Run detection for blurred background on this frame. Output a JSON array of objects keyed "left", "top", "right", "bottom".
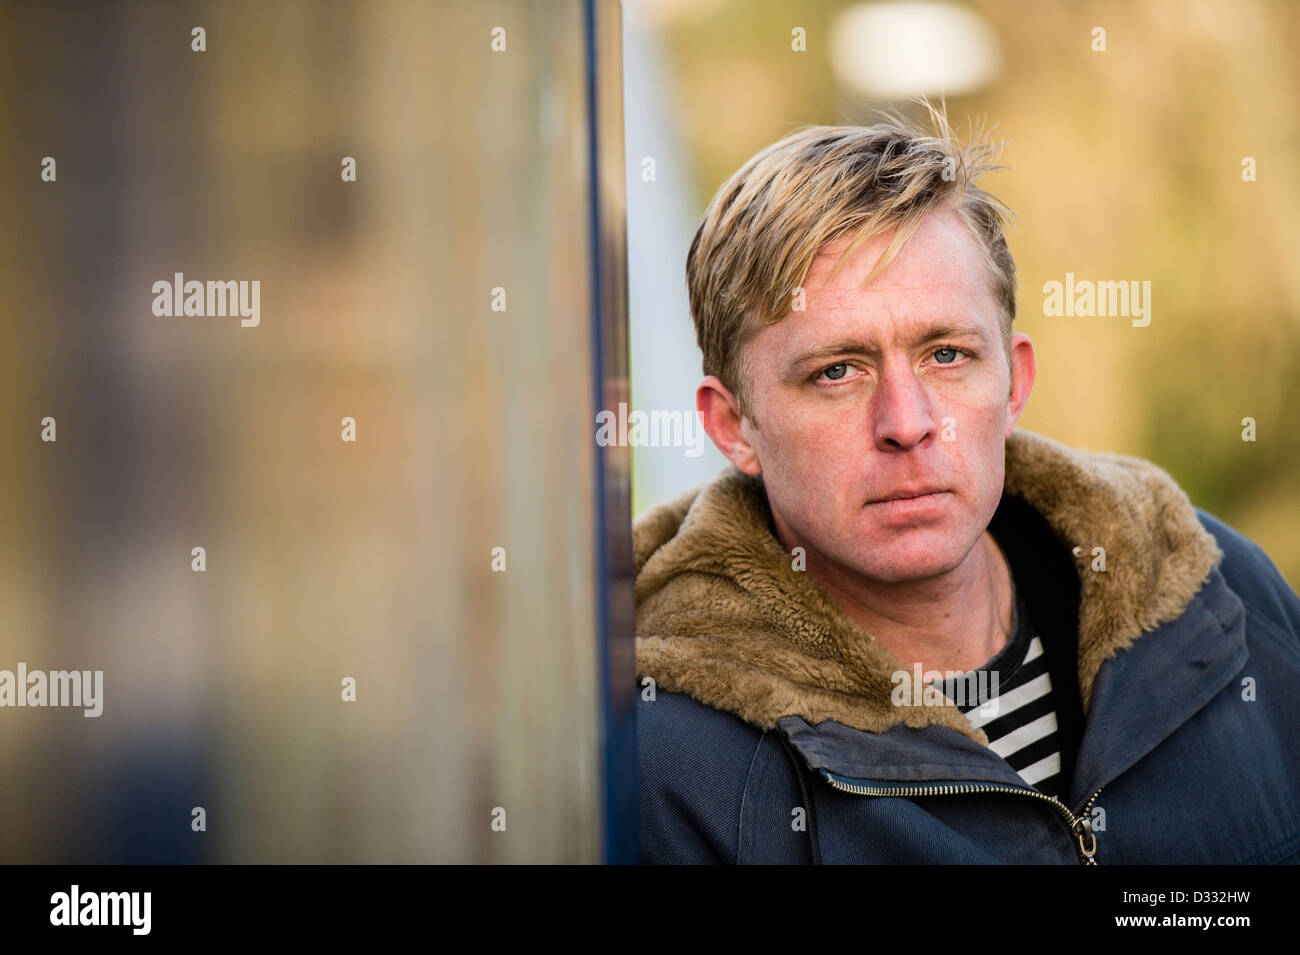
[
  {"left": 624, "top": 0, "right": 1300, "bottom": 588},
  {"left": 0, "top": 0, "right": 634, "bottom": 863}
]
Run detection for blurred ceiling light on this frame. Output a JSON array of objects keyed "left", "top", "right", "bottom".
[{"left": 831, "top": 1, "right": 1001, "bottom": 99}]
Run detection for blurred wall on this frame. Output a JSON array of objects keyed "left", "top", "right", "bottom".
[{"left": 0, "top": 0, "right": 634, "bottom": 863}]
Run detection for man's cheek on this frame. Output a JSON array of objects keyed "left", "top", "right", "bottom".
[{"left": 944, "top": 399, "right": 1003, "bottom": 445}]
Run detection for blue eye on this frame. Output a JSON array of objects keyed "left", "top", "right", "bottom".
[
  {"left": 822, "top": 363, "right": 849, "bottom": 380},
  {"left": 934, "top": 347, "right": 960, "bottom": 364}
]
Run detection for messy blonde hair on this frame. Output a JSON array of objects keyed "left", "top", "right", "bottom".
[{"left": 686, "top": 100, "right": 1016, "bottom": 425}]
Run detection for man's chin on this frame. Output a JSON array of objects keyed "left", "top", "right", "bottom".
[
  {"left": 854, "top": 559, "right": 964, "bottom": 585},
  {"left": 851, "top": 528, "right": 971, "bottom": 582}
]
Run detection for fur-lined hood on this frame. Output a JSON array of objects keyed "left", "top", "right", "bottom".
[{"left": 633, "top": 428, "right": 1223, "bottom": 746}]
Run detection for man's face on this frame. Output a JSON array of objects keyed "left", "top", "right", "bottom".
[{"left": 700, "top": 208, "right": 1034, "bottom": 585}]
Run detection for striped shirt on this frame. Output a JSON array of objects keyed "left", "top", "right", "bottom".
[{"left": 931, "top": 582, "right": 1064, "bottom": 798}]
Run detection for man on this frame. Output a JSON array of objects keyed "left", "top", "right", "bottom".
[{"left": 634, "top": 105, "right": 1300, "bottom": 864}]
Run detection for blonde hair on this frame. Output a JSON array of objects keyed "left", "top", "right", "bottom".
[{"left": 686, "top": 100, "right": 1016, "bottom": 425}]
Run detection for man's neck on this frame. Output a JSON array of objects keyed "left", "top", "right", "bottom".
[{"left": 794, "top": 530, "right": 1015, "bottom": 675}]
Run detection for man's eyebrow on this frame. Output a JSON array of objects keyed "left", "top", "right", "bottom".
[{"left": 785, "top": 319, "right": 991, "bottom": 373}]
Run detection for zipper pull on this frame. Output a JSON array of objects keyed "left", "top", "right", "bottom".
[{"left": 1072, "top": 815, "right": 1098, "bottom": 865}]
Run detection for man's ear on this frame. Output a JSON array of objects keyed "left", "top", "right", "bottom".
[
  {"left": 697, "top": 376, "right": 762, "bottom": 475},
  {"left": 1003, "top": 332, "right": 1036, "bottom": 438}
]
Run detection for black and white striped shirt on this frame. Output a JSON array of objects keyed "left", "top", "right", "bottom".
[{"left": 931, "top": 583, "right": 1064, "bottom": 798}]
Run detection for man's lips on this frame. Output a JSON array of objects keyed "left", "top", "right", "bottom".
[{"left": 866, "top": 487, "right": 948, "bottom": 505}]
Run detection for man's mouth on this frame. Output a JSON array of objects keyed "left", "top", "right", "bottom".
[
  {"left": 863, "top": 488, "right": 951, "bottom": 521},
  {"left": 867, "top": 487, "right": 947, "bottom": 505}
]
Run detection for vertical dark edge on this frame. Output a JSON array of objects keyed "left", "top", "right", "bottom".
[{"left": 583, "top": 0, "right": 638, "bottom": 864}]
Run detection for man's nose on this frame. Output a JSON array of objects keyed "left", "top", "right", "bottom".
[{"left": 871, "top": 363, "right": 936, "bottom": 451}]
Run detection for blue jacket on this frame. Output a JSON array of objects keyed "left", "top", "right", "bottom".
[{"left": 634, "top": 429, "right": 1300, "bottom": 864}]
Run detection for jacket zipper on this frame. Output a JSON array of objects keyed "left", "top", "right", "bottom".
[{"left": 819, "top": 770, "right": 1104, "bottom": 865}]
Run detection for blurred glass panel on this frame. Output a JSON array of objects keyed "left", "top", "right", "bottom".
[{"left": 0, "top": 0, "right": 632, "bottom": 863}]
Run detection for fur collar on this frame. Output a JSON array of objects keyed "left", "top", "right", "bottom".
[{"left": 633, "top": 428, "right": 1223, "bottom": 745}]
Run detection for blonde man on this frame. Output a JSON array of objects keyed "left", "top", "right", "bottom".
[{"left": 635, "top": 105, "right": 1300, "bottom": 864}]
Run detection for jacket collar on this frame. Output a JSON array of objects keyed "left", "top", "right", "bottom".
[{"left": 634, "top": 428, "right": 1226, "bottom": 750}]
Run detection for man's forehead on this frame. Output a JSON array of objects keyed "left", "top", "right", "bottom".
[
  {"left": 800, "top": 274, "right": 977, "bottom": 312},
  {"left": 786, "top": 269, "right": 990, "bottom": 339},
  {"left": 805, "top": 208, "right": 984, "bottom": 288},
  {"left": 772, "top": 303, "right": 992, "bottom": 354}
]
